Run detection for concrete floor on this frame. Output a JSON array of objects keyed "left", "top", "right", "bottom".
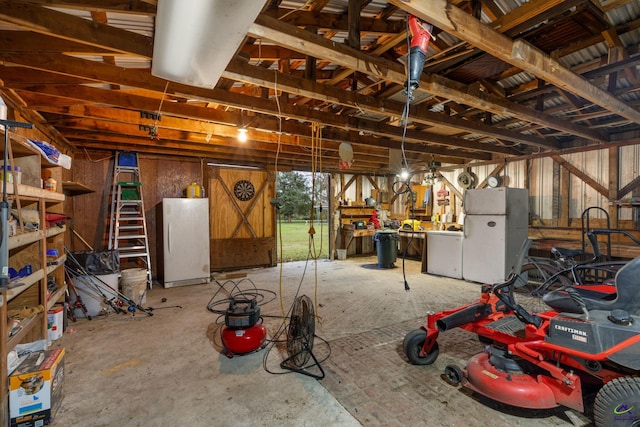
[{"left": 49, "top": 256, "right": 592, "bottom": 427}]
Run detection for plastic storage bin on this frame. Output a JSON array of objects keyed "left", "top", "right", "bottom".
[{"left": 117, "top": 152, "right": 137, "bottom": 167}]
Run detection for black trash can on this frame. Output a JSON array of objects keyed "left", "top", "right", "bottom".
[{"left": 373, "top": 230, "right": 399, "bottom": 268}]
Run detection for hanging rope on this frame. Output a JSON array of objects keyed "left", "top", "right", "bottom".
[
  {"left": 308, "top": 122, "right": 325, "bottom": 323},
  {"left": 308, "top": 122, "right": 324, "bottom": 260}
]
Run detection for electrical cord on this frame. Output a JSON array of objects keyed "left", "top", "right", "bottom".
[
  {"left": 205, "top": 271, "right": 331, "bottom": 372},
  {"left": 207, "top": 278, "right": 288, "bottom": 357},
  {"left": 392, "top": 14, "right": 422, "bottom": 292},
  {"left": 261, "top": 255, "right": 331, "bottom": 376},
  {"left": 266, "top": 95, "right": 328, "bottom": 374},
  {"left": 206, "top": 277, "right": 277, "bottom": 312},
  {"left": 391, "top": 178, "right": 418, "bottom": 292}
]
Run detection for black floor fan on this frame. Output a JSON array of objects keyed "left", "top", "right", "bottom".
[{"left": 280, "top": 295, "right": 325, "bottom": 379}]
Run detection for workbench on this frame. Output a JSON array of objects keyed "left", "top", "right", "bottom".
[
  {"left": 341, "top": 228, "right": 376, "bottom": 256},
  {"left": 397, "top": 230, "right": 428, "bottom": 274},
  {"left": 398, "top": 231, "right": 426, "bottom": 259}
]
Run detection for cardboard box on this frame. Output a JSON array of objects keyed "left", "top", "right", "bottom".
[
  {"left": 10, "top": 348, "right": 65, "bottom": 427},
  {"left": 47, "top": 306, "right": 64, "bottom": 341}
]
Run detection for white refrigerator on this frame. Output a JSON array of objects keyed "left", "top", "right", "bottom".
[
  {"left": 160, "top": 198, "right": 211, "bottom": 288},
  {"left": 462, "top": 188, "right": 528, "bottom": 284}
]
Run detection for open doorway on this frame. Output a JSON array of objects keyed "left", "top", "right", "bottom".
[{"left": 275, "top": 171, "right": 330, "bottom": 262}]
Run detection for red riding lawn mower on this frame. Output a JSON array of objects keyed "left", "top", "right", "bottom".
[{"left": 404, "top": 242, "right": 640, "bottom": 426}]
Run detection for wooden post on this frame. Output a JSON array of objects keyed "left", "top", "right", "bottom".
[
  {"left": 329, "top": 173, "right": 338, "bottom": 259},
  {"left": 558, "top": 164, "right": 570, "bottom": 227},
  {"left": 609, "top": 146, "right": 619, "bottom": 227}
]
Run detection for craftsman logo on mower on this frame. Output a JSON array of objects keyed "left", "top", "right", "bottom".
[{"left": 554, "top": 324, "right": 588, "bottom": 342}]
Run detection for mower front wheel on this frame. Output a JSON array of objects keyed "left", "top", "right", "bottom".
[
  {"left": 444, "top": 364, "right": 464, "bottom": 386},
  {"left": 403, "top": 329, "right": 439, "bottom": 365},
  {"left": 594, "top": 377, "right": 640, "bottom": 427}
]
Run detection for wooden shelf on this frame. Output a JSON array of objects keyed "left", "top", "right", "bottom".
[
  {"left": 46, "top": 224, "right": 67, "bottom": 238},
  {"left": 613, "top": 198, "right": 640, "bottom": 205},
  {"left": 339, "top": 205, "right": 374, "bottom": 214},
  {"left": 6, "top": 182, "right": 65, "bottom": 201},
  {"left": 0, "top": 126, "right": 68, "bottom": 423},
  {"left": 62, "top": 181, "right": 94, "bottom": 197},
  {"left": 408, "top": 207, "right": 431, "bottom": 220},
  {"left": 7, "top": 269, "right": 45, "bottom": 302},
  {"left": 352, "top": 229, "right": 376, "bottom": 237},
  {"left": 339, "top": 205, "right": 375, "bottom": 225},
  {"left": 47, "top": 283, "right": 67, "bottom": 311},
  {"left": 7, "top": 313, "right": 43, "bottom": 353},
  {"left": 46, "top": 254, "right": 67, "bottom": 274},
  {"left": 8, "top": 230, "right": 43, "bottom": 250}
]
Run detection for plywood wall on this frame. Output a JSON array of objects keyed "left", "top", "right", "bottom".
[{"left": 66, "top": 152, "right": 204, "bottom": 278}]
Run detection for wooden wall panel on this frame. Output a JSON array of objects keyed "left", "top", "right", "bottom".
[
  {"left": 210, "top": 238, "right": 275, "bottom": 270},
  {"left": 67, "top": 153, "right": 204, "bottom": 279}
]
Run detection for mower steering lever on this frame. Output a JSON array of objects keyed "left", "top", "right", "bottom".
[
  {"left": 493, "top": 275, "right": 543, "bottom": 327},
  {"left": 512, "top": 304, "right": 543, "bottom": 328}
]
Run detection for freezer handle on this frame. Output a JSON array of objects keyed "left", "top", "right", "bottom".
[
  {"left": 463, "top": 215, "right": 467, "bottom": 238},
  {"left": 167, "top": 224, "right": 171, "bottom": 253}
]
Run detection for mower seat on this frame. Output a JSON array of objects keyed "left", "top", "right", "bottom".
[
  {"left": 550, "top": 246, "right": 583, "bottom": 260},
  {"left": 542, "top": 255, "right": 640, "bottom": 316}
]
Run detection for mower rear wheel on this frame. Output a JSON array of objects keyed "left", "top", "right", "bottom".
[
  {"left": 594, "top": 377, "right": 640, "bottom": 427},
  {"left": 403, "top": 329, "right": 439, "bottom": 365}
]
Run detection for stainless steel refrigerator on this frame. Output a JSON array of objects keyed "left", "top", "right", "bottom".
[
  {"left": 160, "top": 198, "right": 211, "bottom": 288},
  {"left": 462, "top": 188, "right": 529, "bottom": 284}
]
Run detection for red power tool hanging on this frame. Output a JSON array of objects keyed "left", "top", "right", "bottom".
[{"left": 406, "top": 15, "right": 434, "bottom": 93}]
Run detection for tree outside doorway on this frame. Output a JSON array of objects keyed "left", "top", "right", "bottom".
[{"left": 275, "top": 172, "right": 330, "bottom": 261}]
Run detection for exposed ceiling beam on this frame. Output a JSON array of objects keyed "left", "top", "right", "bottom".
[
  {"left": 248, "top": 14, "right": 607, "bottom": 143},
  {"left": 389, "top": 0, "right": 640, "bottom": 126},
  {"left": 12, "top": 0, "right": 157, "bottom": 15},
  {"left": 2, "top": 2, "right": 601, "bottom": 145},
  {"left": 224, "top": 58, "right": 557, "bottom": 150},
  {"left": 0, "top": 31, "right": 114, "bottom": 55},
  {"left": 262, "top": 8, "right": 405, "bottom": 34},
  {"left": 7, "top": 74, "right": 493, "bottom": 164},
  {"left": 0, "top": 87, "right": 73, "bottom": 151},
  {"left": 491, "top": 0, "right": 586, "bottom": 36},
  {"left": 0, "top": 1, "right": 151, "bottom": 57},
  {"left": 0, "top": 57, "right": 502, "bottom": 159}
]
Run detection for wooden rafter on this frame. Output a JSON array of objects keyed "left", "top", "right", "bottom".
[
  {"left": 248, "top": 14, "right": 607, "bottom": 143},
  {"left": 389, "top": 0, "right": 640, "bottom": 126}
]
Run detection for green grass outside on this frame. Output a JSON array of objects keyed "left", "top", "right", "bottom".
[{"left": 276, "top": 221, "right": 330, "bottom": 262}]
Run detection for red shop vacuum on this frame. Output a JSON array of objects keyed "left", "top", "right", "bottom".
[{"left": 221, "top": 297, "right": 267, "bottom": 358}]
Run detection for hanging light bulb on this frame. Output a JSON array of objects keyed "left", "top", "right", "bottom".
[
  {"left": 237, "top": 128, "right": 248, "bottom": 143},
  {"left": 398, "top": 168, "right": 410, "bottom": 180}
]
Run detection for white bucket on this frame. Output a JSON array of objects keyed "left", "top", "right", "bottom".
[
  {"left": 336, "top": 249, "right": 347, "bottom": 260},
  {"left": 71, "top": 273, "right": 119, "bottom": 317},
  {"left": 121, "top": 268, "right": 148, "bottom": 304}
]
